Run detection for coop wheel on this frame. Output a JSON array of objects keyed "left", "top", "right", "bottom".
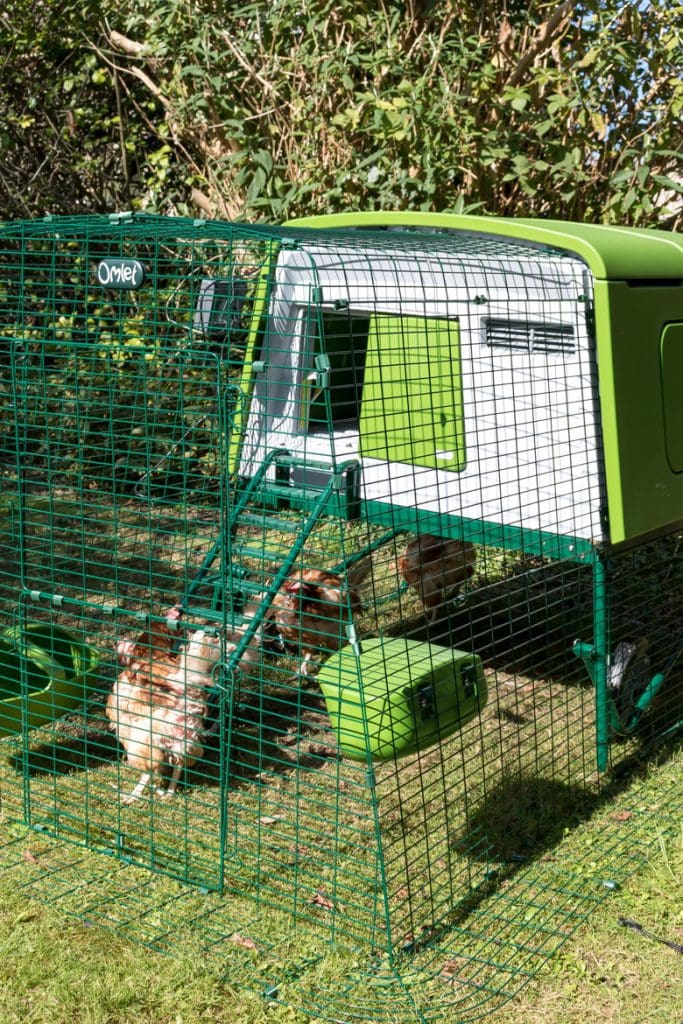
[{"left": 608, "top": 638, "right": 651, "bottom": 734}]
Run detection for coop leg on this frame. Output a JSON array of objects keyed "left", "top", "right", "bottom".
[
  {"left": 592, "top": 550, "right": 610, "bottom": 772},
  {"left": 121, "top": 772, "right": 152, "bottom": 804},
  {"left": 159, "top": 764, "right": 183, "bottom": 799}
]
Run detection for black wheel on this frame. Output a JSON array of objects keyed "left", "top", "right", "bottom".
[{"left": 608, "top": 638, "right": 651, "bottom": 734}]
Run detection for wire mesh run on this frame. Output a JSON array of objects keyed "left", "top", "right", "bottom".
[{"left": 0, "top": 213, "right": 681, "bottom": 1020}]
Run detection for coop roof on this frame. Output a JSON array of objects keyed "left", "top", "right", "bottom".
[
  {"left": 268, "top": 232, "right": 583, "bottom": 319},
  {"left": 286, "top": 212, "right": 683, "bottom": 282}
]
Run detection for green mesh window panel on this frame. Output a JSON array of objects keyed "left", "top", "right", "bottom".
[{"left": 360, "top": 314, "right": 465, "bottom": 471}]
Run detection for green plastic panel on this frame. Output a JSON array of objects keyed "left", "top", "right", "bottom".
[
  {"left": 359, "top": 314, "right": 465, "bottom": 471},
  {"left": 228, "top": 257, "right": 277, "bottom": 476},
  {"left": 318, "top": 638, "right": 487, "bottom": 762},
  {"left": 594, "top": 282, "right": 683, "bottom": 543},
  {"left": 660, "top": 323, "right": 683, "bottom": 472}
]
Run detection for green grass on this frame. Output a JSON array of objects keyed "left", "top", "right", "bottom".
[
  {"left": 1, "top": 493, "right": 681, "bottom": 1022},
  {"left": 0, "top": 743, "right": 680, "bottom": 1024},
  {"left": 492, "top": 792, "right": 683, "bottom": 1024}
]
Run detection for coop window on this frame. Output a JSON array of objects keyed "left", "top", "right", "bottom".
[
  {"left": 483, "top": 318, "right": 575, "bottom": 355},
  {"left": 360, "top": 314, "right": 465, "bottom": 472},
  {"left": 306, "top": 312, "right": 370, "bottom": 432}
]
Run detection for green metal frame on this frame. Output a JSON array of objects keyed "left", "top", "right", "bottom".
[{"left": 1, "top": 211, "right": 681, "bottom": 1024}]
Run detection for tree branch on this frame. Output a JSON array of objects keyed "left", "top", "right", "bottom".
[
  {"left": 86, "top": 31, "right": 244, "bottom": 218},
  {"left": 506, "top": 0, "right": 577, "bottom": 87},
  {"left": 219, "top": 30, "right": 294, "bottom": 113},
  {"left": 108, "top": 30, "right": 146, "bottom": 58}
]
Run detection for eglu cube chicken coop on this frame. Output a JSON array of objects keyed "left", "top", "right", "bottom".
[{"left": 0, "top": 210, "right": 681, "bottom": 1021}]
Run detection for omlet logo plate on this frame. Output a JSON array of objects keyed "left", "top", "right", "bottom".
[{"left": 96, "top": 258, "right": 145, "bottom": 289}]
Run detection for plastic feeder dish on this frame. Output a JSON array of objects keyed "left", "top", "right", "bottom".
[{"left": 0, "top": 623, "right": 100, "bottom": 738}]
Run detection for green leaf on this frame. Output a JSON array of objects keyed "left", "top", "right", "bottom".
[
  {"left": 577, "top": 48, "right": 600, "bottom": 69},
  {"left": 636, "top": 164, "right": 650, "bottom": 186},
  {"left": 247, "top": 165, "right": 267, "bottom": 202},
  {"left": 253, "top": 150, "right": 273, "bottom": 174},
  {"left": 512, "top": 154, "right": 531, "bottom": 173},
  {"left": 611, "top": 168, "right": 633, "bottom": 185},
  {"left": 546, "top": 94, "right": 568, "bottom": 114},
  {"left": 621, "top": 188, "right": 638, "bottom": 212},
  {"left": 510, "top": 91, "right": 530, "bottom": 113},
  {"left": 652, "top": 174, "right": 683, "bottom": 192},
  {"left": 535, "top": 120, "right": 554, "bottom": 137}
]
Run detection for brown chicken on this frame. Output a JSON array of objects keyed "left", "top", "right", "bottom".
[
  {"left": 107, "top": 619, "right": 221, "bottom": 803},
  {"left": 399, "top": 534, "right": 476, "bottom": 622},
  {"left": 271, "top": 560, "right": 370, "bottom": 677},
  {"left": 115, "top": 604, "right": 183, "bottom": 665}
]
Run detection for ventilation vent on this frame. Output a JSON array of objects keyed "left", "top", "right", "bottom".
[{"left": 483, "top": 318, "right": 575, "bottom": 355}]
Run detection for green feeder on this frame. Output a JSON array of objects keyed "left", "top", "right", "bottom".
[
  {"left": 318, "top": 637, "right": 487, "bottom": 761},
  {"left": 0, "top": 623, "right": 100, "bottom": 738}
]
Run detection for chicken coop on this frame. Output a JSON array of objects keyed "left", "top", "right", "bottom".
[{"left": 0, "top": 210, "right": 681, "bottom": 1022}]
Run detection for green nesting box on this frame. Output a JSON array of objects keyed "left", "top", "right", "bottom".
[{"left": 318, "top": 637, "right": 487, "bottom": 762}]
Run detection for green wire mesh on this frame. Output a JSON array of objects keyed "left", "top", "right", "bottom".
[{"left": 0, "top": 213, "right": 680, "bottom": 1022}]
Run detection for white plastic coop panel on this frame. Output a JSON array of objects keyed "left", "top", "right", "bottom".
[{"left": 239, "top": 242, "right": 604, "bottom": 542}]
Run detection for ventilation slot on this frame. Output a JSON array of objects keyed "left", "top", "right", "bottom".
[{"left": 483, "top": 318, "right": 575, "bottom": 355}]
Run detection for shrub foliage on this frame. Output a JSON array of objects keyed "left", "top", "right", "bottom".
[{"left": 1, "top": 1, "right": 681, "bottom": 226}]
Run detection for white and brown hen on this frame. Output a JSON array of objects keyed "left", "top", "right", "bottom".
[
  {"left": 108, "top": 605, "right": 272, "bottom": 800},
  {"left": 399, "top": 534, "right": 476, "bottom": 622},
  {"left": 107, "top": 614, "right": 221, "bottom": 803}
]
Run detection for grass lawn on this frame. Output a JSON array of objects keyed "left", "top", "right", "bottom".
[
  {"left": 0, "top": 495, "right": 681, "bottom": 1022},
  {"left": 0, "top": 742, "right": 680, "bottom": 1024}
]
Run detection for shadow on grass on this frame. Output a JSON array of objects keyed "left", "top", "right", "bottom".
[
  {"left": 481, "top": 729, "right": 683, "bottom": 850},
  {"left": 8, "top": 720, "right": 121, "bottom": 777},
  {"left": 458, "top": 774, "right": 598, "bottom": 864},
  {"left": 409, "top": 732, "right": 683, "bottom": 955}
]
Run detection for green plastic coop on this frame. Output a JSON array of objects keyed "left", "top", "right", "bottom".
[{"left": 0, "top": 210, "right": 680, "bottom": 1023}]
